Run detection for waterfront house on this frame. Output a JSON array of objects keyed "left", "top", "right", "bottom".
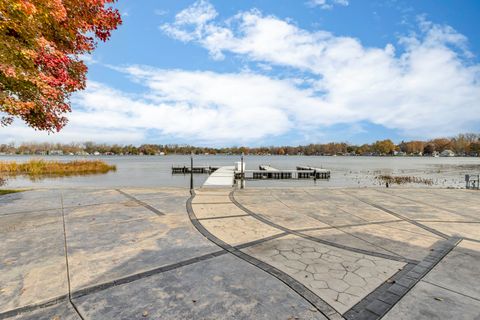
[
  {"left": 440, "top": 150, "right": 455, "bottom": 157},
  {"left": 49, "top": 150, "right": 64, "bottom": 155}
]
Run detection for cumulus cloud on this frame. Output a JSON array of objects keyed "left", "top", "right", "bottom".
[{"left": 160, "top": 1, "right": 480, "bottom": 138}]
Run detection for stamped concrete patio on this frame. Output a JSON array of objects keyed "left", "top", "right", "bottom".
[{"left": 0, "top": 187, "right": 479, "bottom": 319}]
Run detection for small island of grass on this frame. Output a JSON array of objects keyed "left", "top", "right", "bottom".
[
  {"left": 0, "top": 189, "right": 22, "bottom": 196},
  {"left": 0, "top": 159, "right": 117, "bottom": 179}
]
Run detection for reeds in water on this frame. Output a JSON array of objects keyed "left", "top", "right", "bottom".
[
  {"left": 376, "top": 174, "right": 433, "bottom": 186},
  {"left": 0, "top": 159, "right": 116, "bottom": 178}
]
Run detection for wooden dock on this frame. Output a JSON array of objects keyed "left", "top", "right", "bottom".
[{"left": 172, "top": 166, "right": 218, "bottom": 174}]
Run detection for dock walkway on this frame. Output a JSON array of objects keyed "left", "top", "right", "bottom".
[{"left": 203, "top": 166, "right": 235, "bottom": 187}]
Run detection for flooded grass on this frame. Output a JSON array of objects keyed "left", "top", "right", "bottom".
[
  {"left": 0, "top": 159, "right": 116, "bottom": 180},
  {"left": 376, "top": 174, "right": 434, "bottom": 186}
]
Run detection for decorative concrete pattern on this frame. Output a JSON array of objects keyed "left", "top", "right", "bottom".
[
  {"left": 345, "top": 237, "right": 460, "bottom": 319},
  {"left": 1, "top": 187, "right": 479, "bottom": 320},
  {"left": 242, "top": 234, "right": 405, "bottom": 314},
  {"left": 199, "top": 216, "right": 283, "bottom": 246}
]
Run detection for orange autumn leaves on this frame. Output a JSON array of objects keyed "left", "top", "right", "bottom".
[{"left": 0, "top": 0, "right": 121, "bottom": 131}]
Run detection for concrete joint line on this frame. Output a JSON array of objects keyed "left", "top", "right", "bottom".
[
  {"left": 60, "top": 192, "right": 86, "bottom": 320},
  {"left": 70, "top": 250, "right": 227, "bottom": 300},
  {"left": 373, "top": 189, "right": 463, "bottom": 217},
  {"left": 197, "top": 214, "right": 250, "bottom": 221},
  {"left": 0, "top": 295, "right": 69, "bottom": 319},
  {"left": 340, "top": 191, "right": 450, "bottom": 240},
  {"left": 115, "top": 189, "right": 164, "bottom": 216}
]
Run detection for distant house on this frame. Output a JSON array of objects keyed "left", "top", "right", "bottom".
[
  {"left": 49, "top": 150, "right": 63, "bottom": 155},
  {"left": 440, "top": 150, "right": 455, "bottom": 157}
]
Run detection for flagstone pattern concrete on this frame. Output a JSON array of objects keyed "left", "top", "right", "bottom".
[{"left": 0, "top": 187, "right": 479, "bottom": 320}]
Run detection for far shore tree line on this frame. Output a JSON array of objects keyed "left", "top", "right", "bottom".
[{"left": 1, "top": 133, "right": 480, "bottom": 157}]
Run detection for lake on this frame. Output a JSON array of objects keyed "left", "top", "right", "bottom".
[{"left": 1, "top": 155, "right": 479, "bottom": 189}]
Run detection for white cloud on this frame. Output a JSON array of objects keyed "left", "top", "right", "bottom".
[
  {"left": 160, "top": 0, "right": 217, "bottom": 42},
  {"left": 307, "top": 0, "right": 349, "bottom": 10},
  {"left": 160, "top": 2, "right": 480, "bottom": 138}
]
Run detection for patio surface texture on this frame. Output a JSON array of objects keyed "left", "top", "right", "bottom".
[{"left": 1, "top": 187, "right": 479, "bottom": 319}]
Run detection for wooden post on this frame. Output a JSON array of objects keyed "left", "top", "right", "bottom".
[
  {"left": 190, "top": 152, "right": 194, "bottom": 191},
  {"left": 241, "top": 152, "right": 244, "bottom": 189}
]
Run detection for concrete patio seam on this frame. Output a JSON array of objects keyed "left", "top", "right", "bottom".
[
  {"left": 70, "top": 250, "right": 227, "bottom": 300},
  {"left": 420, "top": 280, "right": 480, "bottom": 302},
  {"left": 60, "top": 192, "right": 86, "bottom": 320},
  {"left": 115, "top": 189, "right": 164, "bottom": 216},
  {"left": 197, "top": 214, "right": 250, "bottom": 221},
  {"left": 341, "top": 191, "right": 450, "bottom": 239},
  {"left": 373, "top": 189, "right": 468, "bottom": 217},
  {"left": 292, "top": 219, "right": 402, "bottom": 233},
  {"left": 0, "top": 295, "right": 69, "bottom": 320}
]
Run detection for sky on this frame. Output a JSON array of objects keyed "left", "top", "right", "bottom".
[{"left": 1, "top": 0, "right": 480, "bottom": 146}]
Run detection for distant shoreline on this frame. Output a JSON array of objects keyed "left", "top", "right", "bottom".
[{"left": 1, "top": 153, "right": 479, "bottom": 158}]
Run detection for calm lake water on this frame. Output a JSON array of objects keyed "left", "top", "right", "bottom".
[{"left": 1, "top": 155, "right": 480, "bottom": 189}]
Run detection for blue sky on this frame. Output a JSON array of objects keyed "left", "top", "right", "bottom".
[{"left": 2, "top": 0, "right": 480, "bottom": 146}]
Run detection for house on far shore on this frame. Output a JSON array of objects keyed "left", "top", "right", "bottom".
[
  {"left": 440, "top": 149, "right": 455, "bottom": 157},
  {"left": 48, "top": 150, "right": 63, "bottom": 156}
]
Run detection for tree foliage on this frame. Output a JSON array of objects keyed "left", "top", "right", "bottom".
[{"left": 0, "top": 0, "right": 121, "bottom": 131}]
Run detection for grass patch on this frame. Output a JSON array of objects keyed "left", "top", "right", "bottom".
[
  {"left": 376, "top": 175, "right": 433, "bottom": 186},
  {"left": 0, "top": 159, "right": 116, "bottom": 179},
  {"left": 0, "top": 189, "right": 22, "bottom": 195}
]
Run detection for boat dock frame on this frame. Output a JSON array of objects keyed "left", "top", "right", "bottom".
[
  {"left": 235, "top": 165, "right": 330, "bottom": 180},
  {"left": 171, "top": 166, "right": 219, "bottom": 174}
]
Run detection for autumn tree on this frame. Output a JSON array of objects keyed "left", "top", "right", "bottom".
[
  {"left": 431, "top": 138, "right": 452, "bottom": 152},
  {"left": 0, "top": 0, "right": 121, "bottom": 131},
  {"left": 372, "top": 139, "right": 396, "bottom": 155},
  {"left": 399, "top": 141, "right": 424, "bottom": 154}
]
